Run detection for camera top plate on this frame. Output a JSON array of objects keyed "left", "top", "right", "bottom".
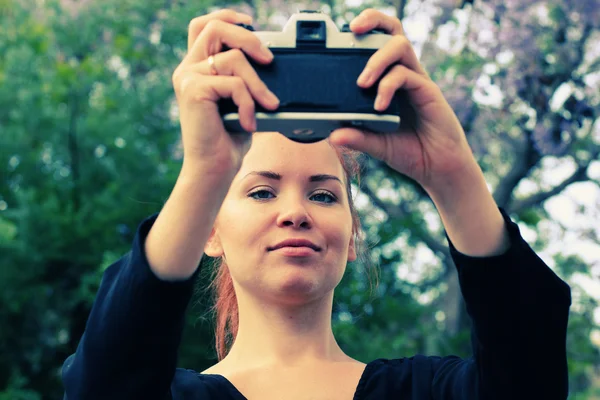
[{"left": 249, "top": 11, "right": 393, "bottom": 50}]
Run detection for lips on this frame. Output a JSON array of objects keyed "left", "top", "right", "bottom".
[{"left": 269, "top": 238, "right": 321, "bottom": 251}]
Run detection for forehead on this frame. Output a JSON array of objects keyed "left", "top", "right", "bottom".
[{"left": 236, "top": 132, "right": 344, "bottom": 180}]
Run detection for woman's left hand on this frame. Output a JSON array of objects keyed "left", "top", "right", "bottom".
[{"left": 328, "top": 9, "right": 478, "bottom": 194}]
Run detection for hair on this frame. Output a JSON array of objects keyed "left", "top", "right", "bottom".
[{"left": 200, "top": 140, "right": 380, "bottom": 361}]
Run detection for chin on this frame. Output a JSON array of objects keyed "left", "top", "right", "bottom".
[{"left": 273, "top": 276, "right": 335, "bottom": 305}]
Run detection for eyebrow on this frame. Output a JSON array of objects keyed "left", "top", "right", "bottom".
[{"left": 242, "top": 170, "right": 343, "bottom": 185}]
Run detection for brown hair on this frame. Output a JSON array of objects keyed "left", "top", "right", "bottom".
[{"left": 201, "top": 140, "right": 380, "bottom": 361}]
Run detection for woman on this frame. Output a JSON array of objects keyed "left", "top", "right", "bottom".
[{"left": 62, "top": 8, "right": 572, "bottom": 400}]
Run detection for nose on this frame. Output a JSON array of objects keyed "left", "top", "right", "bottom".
[{"left": 276, "top": 203, "right": 313, "bottom": 229}]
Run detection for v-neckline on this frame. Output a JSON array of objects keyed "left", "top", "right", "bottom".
[{"left": 202, "top": 359, "right": 380, "bottom": 400}]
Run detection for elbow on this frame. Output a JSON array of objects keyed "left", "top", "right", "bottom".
[{"left": 62, "top": 353, "right": 107, "bottom": 400}]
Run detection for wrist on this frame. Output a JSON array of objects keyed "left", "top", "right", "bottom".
[
  {"left": 422, "top": 157, "right": 483, "bottom": 205},
  {"left": 423, "top": 161, "right": 510, "bottom": 256},
  {"left": 180, "top": 158, "right": 238, "bottom": 183}
]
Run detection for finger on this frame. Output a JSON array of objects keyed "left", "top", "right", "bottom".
[
  {"left": 373, "top": 64, "right": 441, "bottom": 112},
  {"left": 186, "top": 19, "right": 273, "bottom": 66},
  {"left": 187, "top": 49, "right": 280, "bottom": 110},
  {"left": 176, "top": 73, "right": 257, "bottom": 132},
  {"left": 329, "top": 127, "right": 390, "bottom": 162},
  {"left": 357, "top": 35, "right": 427, "bottom": 89},
  {"left": 187, "top": 9, "right": 252, "bottom": 53},
  {"left": 349, "top": 9, "right": 403, "bottom": 36},
  {"left": 211, "top": 75, "right": 257, "bottom": 133}
]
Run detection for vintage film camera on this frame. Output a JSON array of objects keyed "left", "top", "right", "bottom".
[{"left": 219, "top": 10, "right": 415, "bottom": 143}]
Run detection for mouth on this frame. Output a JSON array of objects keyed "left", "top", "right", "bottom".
[
  {"left": 269, "top": 242, "right": 321, "bottom": 252},
  {"left": 271, "top": 246, "right": 318, "bottom": 256},
  {"left": 268, "top": 246, "right": 321, "bottom": 252}
]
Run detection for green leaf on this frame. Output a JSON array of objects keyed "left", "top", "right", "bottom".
[{"left": 0, "top": 216, "right": 17, "bottom": 241}]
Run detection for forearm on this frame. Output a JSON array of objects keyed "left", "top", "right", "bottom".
[
  {"left": 145, "top": 163, "right": 235, "bottom": 281},
  {"left": 63, "top": 217, "right": 198, "bottom": 399},
  {"left": 447, "top": 207, "right": 571, "bottom": 400},
  {"left": 425, "top": 159, "right": 510, "bottom": 257}
]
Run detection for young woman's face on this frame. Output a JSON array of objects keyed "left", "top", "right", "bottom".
[{"left": 206, "top": 132, "right": 357, "bottom": 305}]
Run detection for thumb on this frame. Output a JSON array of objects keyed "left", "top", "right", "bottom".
[
  {"left": 329, "top": 128, "right": 387, "bottom": 161},
  {"left": 230, "top": 132, "right": 253, "bottom": 166}
]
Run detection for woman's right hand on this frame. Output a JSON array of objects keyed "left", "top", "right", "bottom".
[{"left": 171, "top": 9, "right": 280, "bottom": 174}]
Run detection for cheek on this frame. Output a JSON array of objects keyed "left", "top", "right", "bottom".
[
  {"left": 328, "top": 217, "right": 353, "bottom": 246},
  {"left": 219, "top": 212, "right": 266, "bottom": 258}
]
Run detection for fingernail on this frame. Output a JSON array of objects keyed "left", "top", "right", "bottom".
[
  {"left": 357, "top": 67, "right": 373, "bottom": 86},
  {"left": 374, "top": 95, "right": 384, "bottom": 110},
  {"left": 248, "top": 116, "right": 257, "bottom": 132},
  {"left": 266, "top": 90, "right": 279, "bottom": 106},
  {"left": 261, "top": 44, "right": 273, "bottom": 60},
  {"left": 351, "top": 16, "right": 364, "bottom": 27},
  {"left": 236, "top": 12, "right": 252, "bottom": 23}
]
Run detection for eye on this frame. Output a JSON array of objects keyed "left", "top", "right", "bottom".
[
  {"left": 311, "top": 190, "right": 338, "bottom": 203},
  {"left": 248, "top": 189, "right": 274, "bottom": 200},
  {"left": 248, "top": 189, "right": 338, "bottom": 204}
]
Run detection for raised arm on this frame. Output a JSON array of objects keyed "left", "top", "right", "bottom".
[
  {"left": 62, "top": 9, "right": 281, "bottom": 398},
  {"left": 326, "top": 9, "right": 572, "bottom": 399},
  {"left": 62, "top": 163, "right": 237, "bottom": 399},
  {"left": 425, "top": 143, "right": 571, "bottom": 399}
]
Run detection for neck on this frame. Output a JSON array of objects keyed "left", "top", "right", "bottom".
[{"left": 221, "top": 287, "right": 350, "bottom": 369}]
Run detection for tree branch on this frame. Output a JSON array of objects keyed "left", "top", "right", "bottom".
[
  {"left": 359, "top": 181, "right": 450, "bottom": 259},
  {"left": 360, "top": 166, "right": 465, "bottom": 334},
  {"left": 511, "top": 146, "right": 600, "bottom": 213},
  {"left": 396, "top": 0, "right": 407, "bottom": 20},
  {"left": 511, "top": 166, "right": 587, "bottom": 213},
  {"left": 493, "top": 132, "right": 541, "bottom": 209}
]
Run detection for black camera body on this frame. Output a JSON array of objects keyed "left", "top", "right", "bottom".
[{"left": 218, "top": 10, "right": 414, "bottom": 143}]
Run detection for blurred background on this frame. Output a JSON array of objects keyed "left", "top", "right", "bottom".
[{"left": 1, "top": 0, "right": 599, "bottom": 398}]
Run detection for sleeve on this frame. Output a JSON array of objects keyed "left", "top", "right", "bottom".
[
  {"left": 61, "top": 214, "right": 202, "bottom": 400},
  {"left": 430, "top": 208, "right": 572, "bottom": 400}
]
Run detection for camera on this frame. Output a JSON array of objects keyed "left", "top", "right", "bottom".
[{"left": 218, "top": 10, "right": 415, "bottom": 143}]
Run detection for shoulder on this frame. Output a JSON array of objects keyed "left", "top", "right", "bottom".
[
  {"left": 356, "top": 355, "right": 470, "bottom": 398},
  {"left": 362, "top": 355, "right": 457, "bottom": 374},
  {"left": 170, "top": 368, "right": 231, "bottom": 398}
]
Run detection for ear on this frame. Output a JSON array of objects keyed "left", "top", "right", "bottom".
[
  {"left": 347, "top": 233, "right": 357, "bottom": 262},
  {"left": 204, "top": 227, "right": 224, "bottom": 258}
]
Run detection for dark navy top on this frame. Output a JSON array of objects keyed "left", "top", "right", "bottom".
[{"left": 62, "top": 209, "right": 571, "bottom": 399}]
